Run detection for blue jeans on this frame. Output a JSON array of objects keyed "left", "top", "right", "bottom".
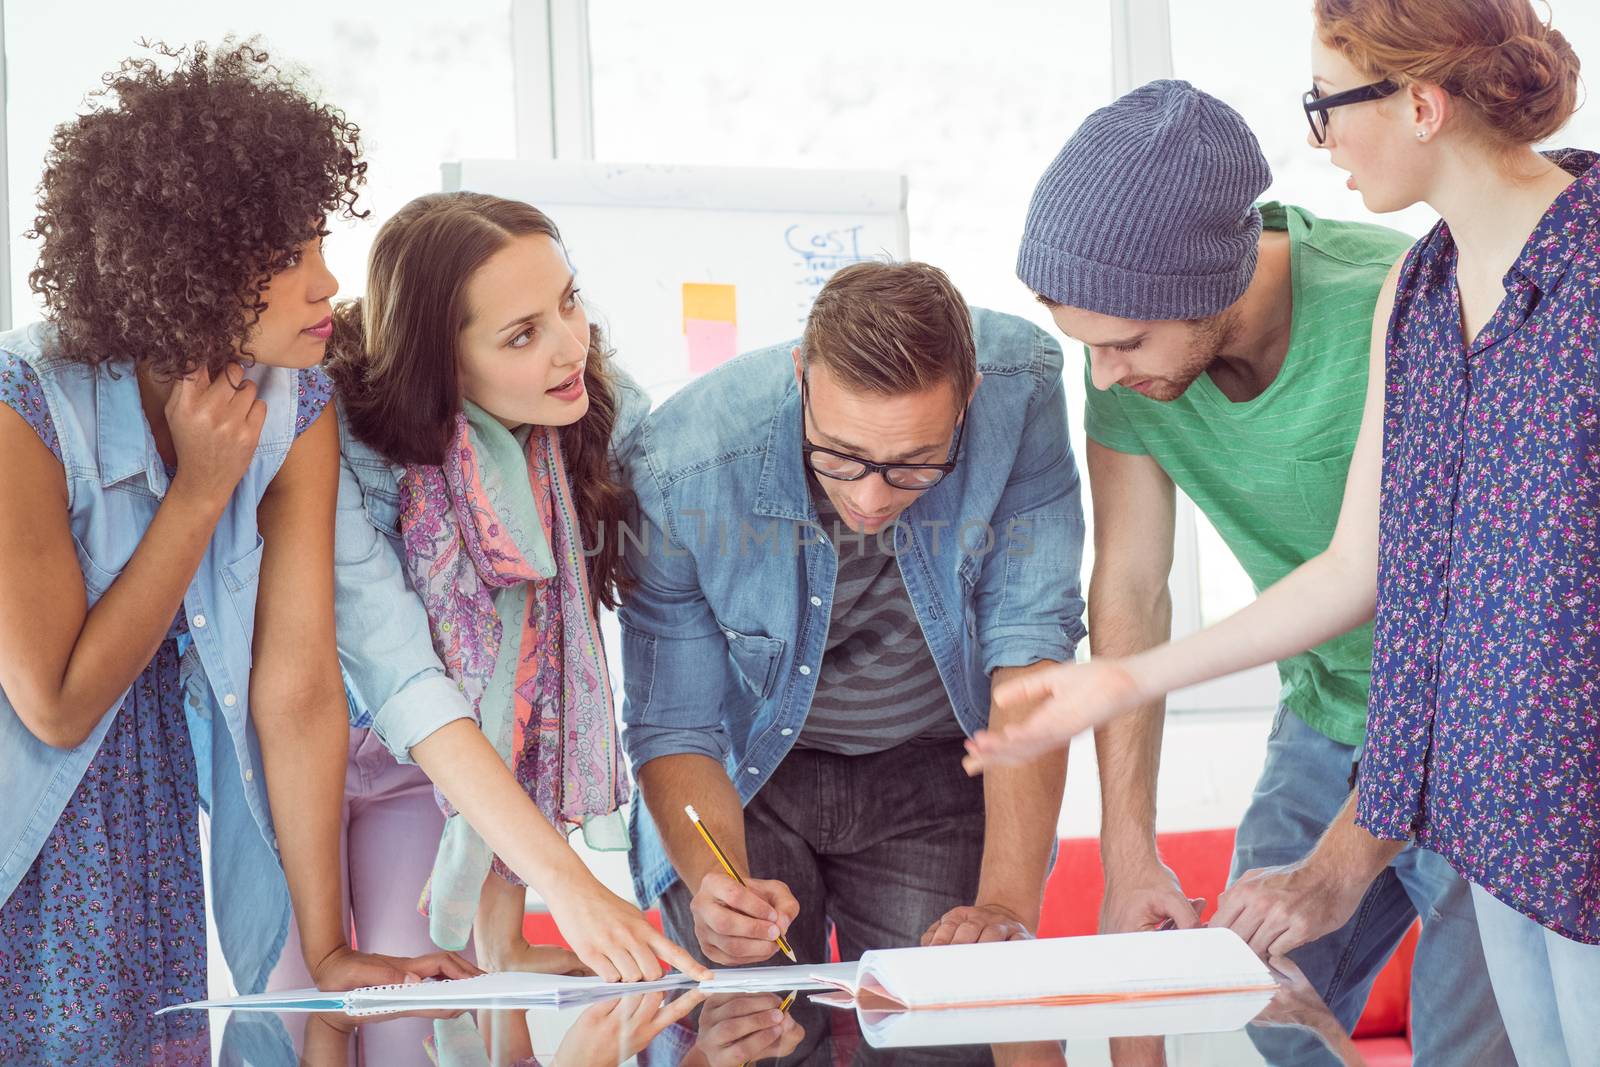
[
  {"left": 1230, "top": 707, "right": 1510, "bottom": 1067},
  {"left": 658, "top": 736, "right": 991, "bottom": 1065},
  {"left": 1472, "top": 883, "right": 1600, "bottom": 1067}
]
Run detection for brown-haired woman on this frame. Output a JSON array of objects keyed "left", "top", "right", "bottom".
[
  {"left": 973, "top": 1, "right": 1598, "bottom": 1060},
  {"left": 324, "top": 191, "right": 709, "bottom": 986}
]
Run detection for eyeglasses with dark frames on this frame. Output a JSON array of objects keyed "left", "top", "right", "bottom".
[
  {"left": 799, "top": 373, "right": 967, "bottom": 492},
  {"left": 1303, "top": 79, "right": 1399, "bottom": 144}
]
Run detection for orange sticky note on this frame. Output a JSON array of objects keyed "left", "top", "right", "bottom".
[{"left": 682, "top": 283, "right": 737, "bottom": 328}]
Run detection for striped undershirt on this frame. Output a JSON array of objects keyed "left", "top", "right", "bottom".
[{"left": 797, "top": 483, "right": 964, "bottom": 755}]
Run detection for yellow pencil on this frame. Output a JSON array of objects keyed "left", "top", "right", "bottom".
[
  {"left": 737, "top": 990, "right": 799, "bottom": 1067},
  {"left": 684, "top": 804, "right": 797, "bottom": 963}
]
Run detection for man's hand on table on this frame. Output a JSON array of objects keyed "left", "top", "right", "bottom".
[{"left": 920, "top": 902, "right": 1033, "bottom": 946}]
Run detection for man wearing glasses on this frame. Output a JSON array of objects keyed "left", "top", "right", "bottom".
[
  {"left": 619, "top": 261, "right": 1085, "bottom": 971},
  {"left": 1015, "top": 80, "right": 1507, "bottom": 1065}
]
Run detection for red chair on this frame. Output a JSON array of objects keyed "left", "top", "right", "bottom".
[{"left": 1039, "top": 830, "right": 1416, "bottom": 1064}]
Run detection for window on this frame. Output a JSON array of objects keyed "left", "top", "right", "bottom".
[
  {"left": 590, "top": 0, "right": 1113, "bottom": 330},
  {"left": 589, "top": 0, "right": 1116, "bottom": 655},
  {"left": 1167, "top": 0, "right": 1600, "bottom": 707},
  {"left": 3, "top": 0, "right": 516, "bottom": 319},
  {"left": 1553, "top": 7, "right": 1600, "bottom": 152}
]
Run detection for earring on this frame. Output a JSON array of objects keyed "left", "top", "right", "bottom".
[{"left": 1416, "top": 130, "right": 1426, "bottom": 140}]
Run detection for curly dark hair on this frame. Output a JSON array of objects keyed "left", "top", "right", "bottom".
[{"left": 27, "top": 39, "right": 367, "bottom": 378}]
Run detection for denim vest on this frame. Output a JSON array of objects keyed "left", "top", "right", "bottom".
[
  {"left": 619, "top": 307, "right": 1088, "bottom": 905},
  {"left": 0, "top": 322, "right": 294, "bottom": 995}
]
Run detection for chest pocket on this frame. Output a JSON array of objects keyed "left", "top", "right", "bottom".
[
  {"left": 1288, "top": 453, "right": 1352, "bottom": 535},
  {"left": 361, "top": 484, "right": 402, "bottom": 539},
  {"left": 221, "top": 536, "right": 266, "bottom": 650},
  {"left": 71, "top": 534, "right": 123, "bottom": 599},
  {"left": 722, "top": 625, "right": 785, "bottom": 701}
]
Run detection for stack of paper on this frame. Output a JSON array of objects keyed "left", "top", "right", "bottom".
[
  {"left": 851, "top": 991, "right": 1276, "bottom": 1048},
  {"left": 700, "top": 961, "right": 857, "bottom": 993},
  {"left": 810, "top": 928, "right": 1275, "bottom": 1013}
]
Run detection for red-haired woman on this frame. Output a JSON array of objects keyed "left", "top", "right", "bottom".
[{"left": 970, "top": 2, "right": 1598, "bottom": 1060}]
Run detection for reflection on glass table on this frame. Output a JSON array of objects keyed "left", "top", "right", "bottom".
[{"left": 140, "top": 957, "right": 1370, "bottom": 1067}]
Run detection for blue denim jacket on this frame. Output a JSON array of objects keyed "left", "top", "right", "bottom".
[
  {"left": 619, "top": 307, "right": 1087, "bottom": 906},
  {"left": 331, "top": 370, "right": 653, "bottom": 761},
  {"left": 0, "top": 322, "right": 295, "bottom": 995}
]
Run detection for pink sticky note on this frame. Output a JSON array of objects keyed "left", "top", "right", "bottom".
[{"left": 686, "top": 317, "right": 738, "bottom": 375}]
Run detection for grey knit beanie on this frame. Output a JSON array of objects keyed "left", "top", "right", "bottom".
[{"left": 1017, "top": 79, "right": 1272, "bottom": 321}]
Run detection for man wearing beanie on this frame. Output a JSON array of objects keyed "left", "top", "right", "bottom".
[{"left": 1015, "top": 81, "right": 1509, "bottom": 1066}]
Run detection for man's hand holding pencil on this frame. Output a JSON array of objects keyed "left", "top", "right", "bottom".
[{"left": 686, "top": 805, "right": 802, "bottom": 967}]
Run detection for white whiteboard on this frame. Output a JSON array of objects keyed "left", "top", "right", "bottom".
[{"left": 442, "top": 160, "right": 910, "bottom": 403}]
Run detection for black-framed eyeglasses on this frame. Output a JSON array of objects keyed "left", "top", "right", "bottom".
[
  {"left": 799, "top": 374, "right": 967, "bottom": 491},
  {"left": 1303, "top": 79, "right": 1398, "bottom": 144}
]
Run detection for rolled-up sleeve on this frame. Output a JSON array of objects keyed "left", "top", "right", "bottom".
[
  {"left": 975, "top": 351, "right": 1088, "bottom": 675},
  {"left": 617, "top": 435, "right": 735, "bottom": 771},
  {"left": 333, "top": 454, "right": 473, "bottom": 763}
]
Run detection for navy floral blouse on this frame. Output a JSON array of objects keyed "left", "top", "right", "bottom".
[{"left": 1358, "top": 149, "right": 1600, "bottom": 943}]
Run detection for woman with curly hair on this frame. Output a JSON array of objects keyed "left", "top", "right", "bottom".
[
  {"left": 0, "top": 41, "right": 471, "bottom": 1061},
  {"left": 325, "top": 191, "right": 709, "bottom": 986}
]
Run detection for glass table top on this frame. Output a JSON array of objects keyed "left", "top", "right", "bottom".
[{"left": 17, "top": 970, "right": 1373, "bottom": 1067}]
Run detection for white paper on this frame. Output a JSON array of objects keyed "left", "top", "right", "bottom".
[
  {"left": 857, "top": 990, "right": 1276, "bottom": 1047},
  {"left": 156, "top": 988, "right": 346, "bottom": 1015},
  {"left": 700, "top": 961, "right": 859, "bottom": 992},
  {"left": 159, "top": 971, "right": 694, "bottom": 1014},
  {"left": 358, "top": 971, "right": 690, "bottom": 1004},
  {"left": 856, "top": 929, "right": 1274, "bottom": 1010},
  {"left": 167, "top": 931, "right": 1269, "bottom": 1018}
]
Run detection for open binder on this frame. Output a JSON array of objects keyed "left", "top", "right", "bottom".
[
  {"left": 848, "top": 991, "right": 1277, "bottom": 1048},
  {"left": 809, "top": 928, "right": 1276, "bottom": 1013}
]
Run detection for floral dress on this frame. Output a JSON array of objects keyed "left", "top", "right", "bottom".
[{"left": 0, "top": 355, "right": 332, "bottom": 1063}]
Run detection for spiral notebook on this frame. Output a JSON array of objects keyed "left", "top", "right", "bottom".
[
  {"left": 160, "top": 961, "right": 862, "bottom": 1015},
  {"left": 156, "top": 971, "right": 694, "bottom": 1016}
]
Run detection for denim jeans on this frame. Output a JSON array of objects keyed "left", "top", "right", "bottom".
[
  {"left": 1230, "top": 707, "right": 1510, "bottom": 1067},
  {"left": 1471, "top": 883, "right": 1600, "bottom": 1067},
  {"left": 660, "top": 735, "right": 993, "bottom": 1065},
  {"left": 661, "top": 734, "right": 987, "bottom": 965}
]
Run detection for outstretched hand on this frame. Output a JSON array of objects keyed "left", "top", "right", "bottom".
[{"left": 964, "top": 659, "right": 1147, "bottom": 774}]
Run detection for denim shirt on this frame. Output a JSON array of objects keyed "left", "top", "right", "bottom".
[
  {"left": 619, "top": 307, "right": 1087, "bottom": 906},
  {"left": 332, "top": 370, "right": 653, "bottom": 762},
  {"left": 0, "top": 322, "right": 295, "bottom": 995}
]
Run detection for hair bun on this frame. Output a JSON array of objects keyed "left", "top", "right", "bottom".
[
  {"left": 1457, "top": 29, "right": 1581, "bottom": 144},
  {"left": 1314, "top": 0, "right": 1583, "bottom": 148}
]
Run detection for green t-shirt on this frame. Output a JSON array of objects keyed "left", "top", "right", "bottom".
[{"left": 1083, "top": 202, "right": 1412, "bottom": 746}]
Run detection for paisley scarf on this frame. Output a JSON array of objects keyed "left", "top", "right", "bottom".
[{"left": 398, "top": 401, "right": 627, "bottom": 949}]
